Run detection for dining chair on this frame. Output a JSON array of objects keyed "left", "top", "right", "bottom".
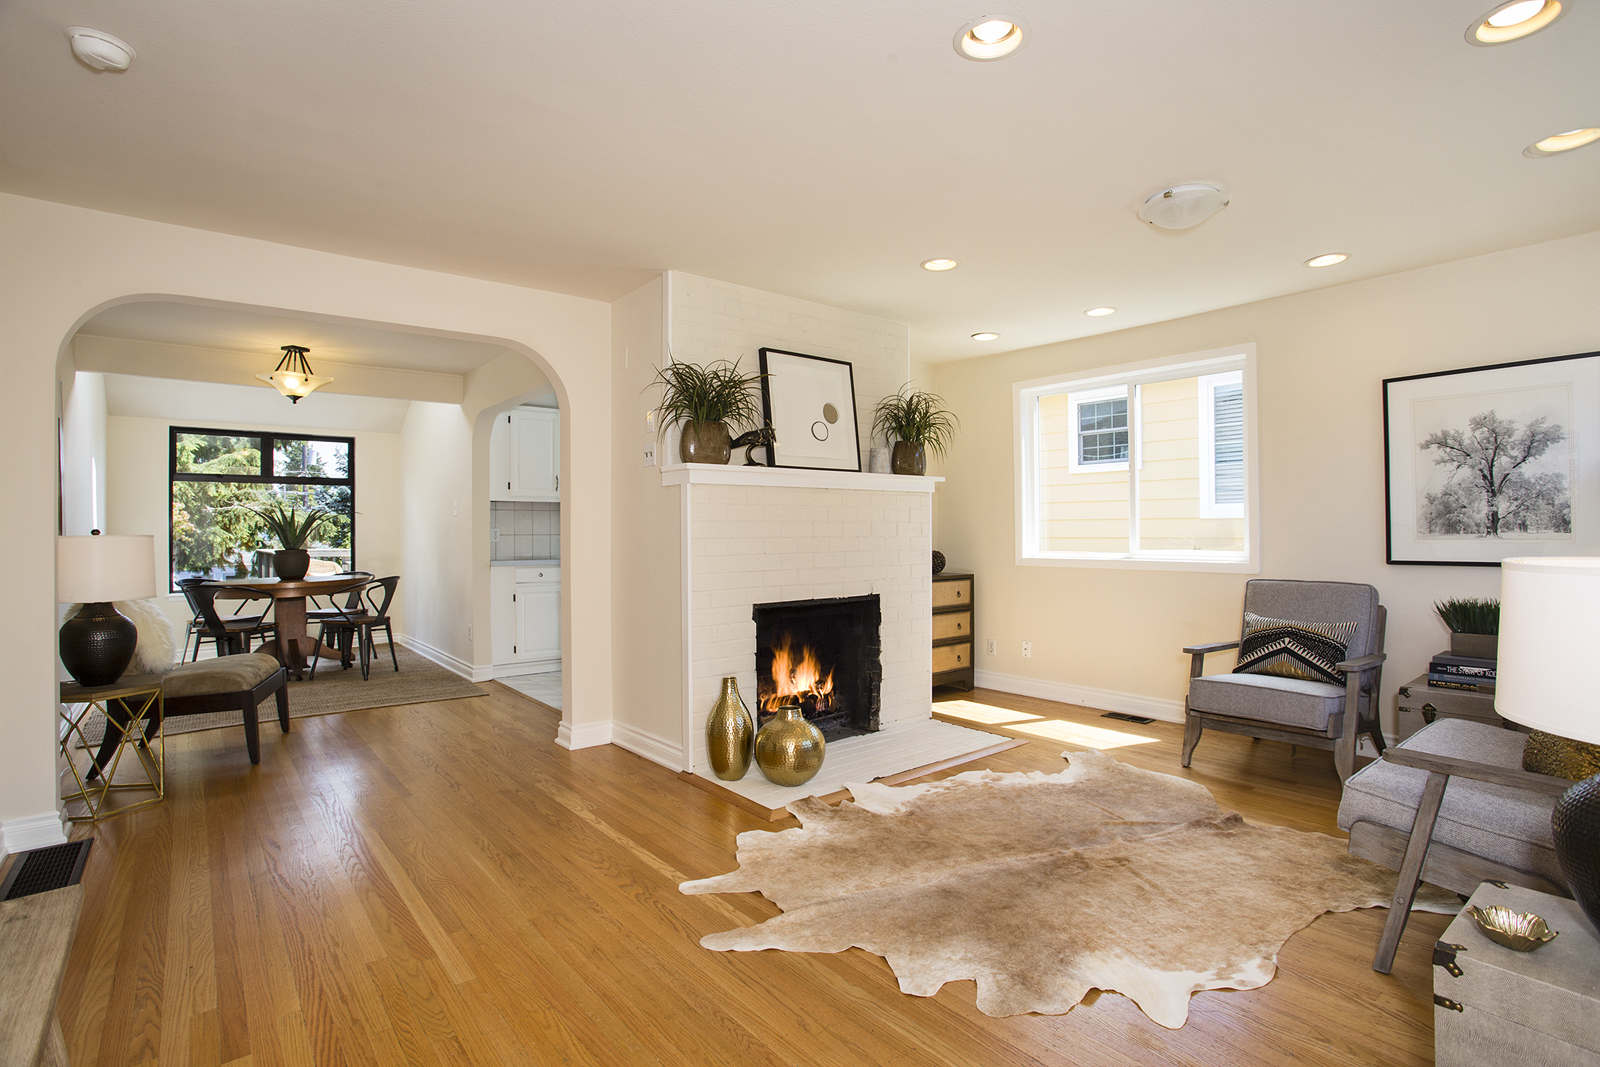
[
  {"left": 189, "top": 583, "right": 277, "bottom": 657},
  {"left": 310, "top": 576, "right": 399, "bottom": 680}
]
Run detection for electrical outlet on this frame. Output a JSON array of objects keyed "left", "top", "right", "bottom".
[
  {"left": 1022, "top": 640, "right": 1032, "bottom": 658},
  {"left": 643, "top": 441, "right": 656, "bottom": 466},
  {"left": 987, "top": 639, "right": 996, "bottom": 655}
]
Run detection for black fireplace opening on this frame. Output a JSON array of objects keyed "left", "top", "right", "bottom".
[{"left": 753, "top": 594, "right": 882, "bottom": 742}]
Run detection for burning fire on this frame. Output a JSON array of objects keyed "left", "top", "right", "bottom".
[{"left": 761, "top": 636, "right": 835, "bottom": 715}]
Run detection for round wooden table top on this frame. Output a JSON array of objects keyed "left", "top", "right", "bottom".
[{"left": 206, "top": 573, "right": 371, "bottom": 599}]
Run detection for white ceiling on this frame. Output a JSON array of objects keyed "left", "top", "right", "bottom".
[{"left": 5, "top": 1, "right": 1597, "bottom": 363}]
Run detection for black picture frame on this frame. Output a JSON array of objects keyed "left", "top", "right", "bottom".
[
  {"left": 758, "top": 348, "right": 862, "bottom": 472},
  {"left": 1383, "top": 349, "right": 1600, "bottom": 566}
]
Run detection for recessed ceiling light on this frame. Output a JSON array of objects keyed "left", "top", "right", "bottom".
[
  {"left": 921, "top": 258, "right": 959, "bottom": 271},
  {"left": 1136, "top": 184, "right": 1229, "bottom": 230},
  {"left": 64, "top": 26, "right": 136, "bottom": 71},
  {"left": 1305, "top": 253, "right": 1349, "bottom": 267},
  {"left": 1466, "top": 0, "right": 1564, "bottom": 44},
  {"left": 1524, "top": 127, "right": 1600, "bottom": 157},
  {"left": 1084, "top": 307, "right": 1117, "bottom": 317},
  {"left": 970, "top": 332, "right": 1000, "bottom": 341},
  {"left": 954, "top": 15, "right": 1029, "bottom": 61}
]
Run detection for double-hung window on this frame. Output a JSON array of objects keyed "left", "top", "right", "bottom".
[
  {"left": 1015, "top": 344, "right": 1258, "bottom": 570},
  {"left": 169, "top": 426, "right": 356, "bottom": 589}
]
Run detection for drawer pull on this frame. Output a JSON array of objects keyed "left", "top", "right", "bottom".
[{"left": 956, "top": 621, "right": 964, "bottom": 631}]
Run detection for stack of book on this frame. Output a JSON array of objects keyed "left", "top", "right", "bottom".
[{"left": 1428, "top": 651, "right": 1496, "bottom": 691}]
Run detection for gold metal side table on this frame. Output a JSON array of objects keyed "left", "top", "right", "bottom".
[{"left": 59, "top": 674, "right": 165, "bottom": 822}]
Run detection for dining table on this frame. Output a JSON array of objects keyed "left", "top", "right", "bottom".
[{"left": 207, "top": 573, "right": 371, "bottom": 680}]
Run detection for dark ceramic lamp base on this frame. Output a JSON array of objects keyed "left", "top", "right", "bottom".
[
  {"left": 59, "top": 601, "right": 137, "bottom": 687},
  {"left": 1554, "top": 771, "right": 1600, "bottom": 936}
]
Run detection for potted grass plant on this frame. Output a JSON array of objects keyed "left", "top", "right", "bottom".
[
  {"left": 871, "top": 387, "right": 958, "bottom": 476},
  {"left": 247, "top": 501, "right": 332, "bottom": 581},
  {"left": 653, "top": 358, "right": 765, "bottom": 464},
  {"left": 1435, "top": 597, "right": 1499, "bottom": 659}
]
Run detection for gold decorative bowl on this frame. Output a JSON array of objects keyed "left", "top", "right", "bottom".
[{"left": 1466, "top": 904, "right": 1559, "bottom": 951}]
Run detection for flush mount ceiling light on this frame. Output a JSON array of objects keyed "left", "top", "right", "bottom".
[
  {"left": 1084, "top": 307, "right": 1117, "bottom": 317},
  {"left": 970, "top": 332, "right": 1001, "bottom": 341},
  {"left": 65, "top": 26, "right": 136, "bottom": 71},
  {"left": 1524, "top": 127, "right": 1600, "bottom": 156},
  {"left": 1466, "top": 0, "right": 1564, "bottom": 44},
  {"left": 921, "top": 257, "right": 960, "bottom": 271},
  {"left": 257, "top": 345, "right": 332, "bottom": 403},
  {"left": 953, "top": 16, "right": 1029, "bottom": 61},
  {"left": 1136, "top": 184, "right": 1229, "bottom": 230},
  {"left": 1305, "top": 252, "right": 1349, "bottom": 267}
]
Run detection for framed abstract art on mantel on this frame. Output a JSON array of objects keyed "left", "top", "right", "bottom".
[
  {"left": 758, "top": 348, "right": 862, "bottom": 472},
  {"left": 1383, "top": 349, "right": 1600, "bottom": 566}
]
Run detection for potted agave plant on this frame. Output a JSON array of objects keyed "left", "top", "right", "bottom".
[
  {"left": 653, "top": 357, "right": 765, "bottom": 464},
  {"left": 872, "top": 386, "right": 958, "bottom": 476},
  {"left": 1435, "top": 596, "right": 1499, "bottom": 660},
  {"left": 247, "top": 501, "right": 332, "bottom": 581}
]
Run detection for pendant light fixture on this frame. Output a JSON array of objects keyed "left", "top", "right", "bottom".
[{"left": 257, "top": 345, "right": 331, "bottom": 403}]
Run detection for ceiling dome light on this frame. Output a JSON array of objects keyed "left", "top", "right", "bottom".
[
  {"left": 1305, "top": 252, "right": 1349, "bottom": 267},
  {"left": 954, "top": 15, "right": 1029, "bottom": 61},
  {"left": 1524, "top": 127, "right": 1600, "bottom": 157},
  {"left": 257, "top": 345, "right": 333, "bottom": 403},
  {"left": 1136, "top": 184, "right": 1229, "bottom": 230},
  {"left": 921, "top": 257, "right": 959, "bottom": 271},
  {"left": 65, "top": 26, "right": 136, "bottom": 71},
  {"left": 970, "top": 332, "right": 1000, "bottom": 341},
  {"left": 1084, "top": 307, "right": 1117, "bottom": 317},
  {"left": 1466, "top": 0, "right": 1563, "bottom": 44}
]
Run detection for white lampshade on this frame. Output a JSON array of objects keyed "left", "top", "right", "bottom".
[
  {"left": 1496, "top": 557, "right": 1600, "bottom": 745},
  {"left": 57, "top": 534, "right": 157, "bottom": 604}
]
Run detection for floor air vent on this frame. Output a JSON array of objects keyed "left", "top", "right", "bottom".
[
  {"left": 1102, "top": 712, "right": 1156, "bottom": 725},
  {"left": 0, "top": 839, "right": 93, "bottom": 900}
]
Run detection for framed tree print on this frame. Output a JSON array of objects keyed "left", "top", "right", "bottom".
[{"left": 1384, "top": 350, "right": 1600, "bottom": 565}]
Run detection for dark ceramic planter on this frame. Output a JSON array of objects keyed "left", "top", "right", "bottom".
[
  {"left": 273, "top": 549, "right": 311, "bottom": 580},
  {"left": 891, "top": 441, "right": 926, "bottom": 476},
  {"left": 1449, "top": 632, "right": 1498, "bottom": 660},
  {"left": 680, "top": 421, "right": 732, "bottom": 464}
]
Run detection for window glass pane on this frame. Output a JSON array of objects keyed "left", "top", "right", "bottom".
[
  {"left": 274, "top": 438, "right": 351, "bottom": 479},
  {"left": 1134, "top": 377, "right": 1244, "bottom": 553},
  {"left": 174, "top": 433, "right": 262, "bottom": 476},
  {"left": 171, "top": 483, "right": 354, "bottom": 585},
  {"left": 1039, "top": 392, "right": 1129, "bottom": 552}
]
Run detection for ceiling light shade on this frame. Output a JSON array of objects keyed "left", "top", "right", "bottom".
[
  {"left": 1466, "top": 0, "right": 1564, "bottom": 44},
  {"left": 1136, "top": 184, "right": 1229, "bottom": 230},
  {"left": 954, "top": 16, "right": 1029, "bottom": 60},
  {"left": 1305, "top": 253, "right": 1349, "bottom": 267},
  {"left": 1524, "top": 127, "right": 1600, "bottom": 157},
  {"left": 257, "top": 345, "right": 332, "bottom": 403},
  {"left": 1084, "top": 307, "right": 1117, "bottom": 317},
  {"left": 65, "top": 27, "right": 136, "bottom": 71},
  {"left": 971, "top": 332, "right": 1000, "bottom": 341},
  {"left": 921, "top": 258, "right": 959, "bottom": 271}
]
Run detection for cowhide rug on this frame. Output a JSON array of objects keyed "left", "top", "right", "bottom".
[{"left": 681, "top": 749, "right": 1457, "bottom": 1027}]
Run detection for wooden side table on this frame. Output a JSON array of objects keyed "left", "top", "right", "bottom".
[
  {"left": 1434, "top": 882, "right": 1600, "bottom": 1065},
  {"left": 932, "top": 572, "right": 975, "bottom": 691},
  {"left": 1396, "top": 673, "right": 1509, "bottom": 740},
  {"left": 58, "top": 675, "right": 164, "bottom": 822}
]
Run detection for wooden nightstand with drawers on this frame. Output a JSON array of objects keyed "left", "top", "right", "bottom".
[{"left": 932, "top": 571, "right": 975, "bottom": 691}]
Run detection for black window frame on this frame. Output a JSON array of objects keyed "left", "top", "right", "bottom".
[{"left": 168, "top": 426, "right": 357, "bottom": 589}]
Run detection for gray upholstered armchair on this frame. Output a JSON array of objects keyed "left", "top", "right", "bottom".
[{"left": 1181, "top": 579, "right": 1387, "bottom": 782}]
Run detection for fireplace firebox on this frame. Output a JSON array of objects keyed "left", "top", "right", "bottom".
[{"left": 752, "top": 594, "right": 881, "bottom": 742}]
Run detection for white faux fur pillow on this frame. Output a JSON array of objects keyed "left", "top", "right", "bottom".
[{"left": 67, "top": 597, "right": 182, "bottom": 675}]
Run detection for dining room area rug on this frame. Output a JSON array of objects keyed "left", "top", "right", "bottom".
[{"left": 681, "top": 748, "right": 1459, "bottom": 1028}]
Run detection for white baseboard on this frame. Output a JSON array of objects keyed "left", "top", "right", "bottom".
[
  {"left": 972, "top": 669, "right": 1185, "bottom": 724},
  {"left": 0, "top": 810, "right": 68, "bottom": 856},
  {"left": 609, "top": 722, "right": 685, "bottom": 771},
  {"left": 556, "top": 719, "right": 613, "bottom": 751},
  {"left": 395, "top": 634, "right": 474, "bottom": 680}
]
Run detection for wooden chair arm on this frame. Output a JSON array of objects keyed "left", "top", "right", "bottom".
[
  {"left": 1335, "top": 652, "right": 1386, "bottom": 674},
  {"left": 1182, "top": 640, "right": 1240, "bottom": 656},
  {"left": 1380, "top": 746, "right": 1571, "bottom": 797}
]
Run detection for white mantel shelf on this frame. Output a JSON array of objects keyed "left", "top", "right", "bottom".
[{"left": 660, "top": 463, "right": 941, "bottom": 492}]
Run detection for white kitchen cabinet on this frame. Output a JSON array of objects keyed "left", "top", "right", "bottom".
[
  {"left": 491, "top": 565, "right": 561, "bottom": 672},
  {"left": 489, "top": 408, "right": 561, "bottom": 501}
]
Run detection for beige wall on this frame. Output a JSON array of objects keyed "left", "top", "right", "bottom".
[
  {"left": 398, "top": 403, "right": 475, "bottom": 668},
  {"left": 930, "top": 229, "right": 1600, "bottom": 730},
  {"left": 2, "top": 191, "right": 609, "bottom": 848}
]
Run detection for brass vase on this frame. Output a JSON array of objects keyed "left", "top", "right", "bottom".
[
  {"left": 754, "top": 704, "right": 826, "bottom": 787},
  {"left": 705, "top": 677, "right": 754, "bottom": 781}
]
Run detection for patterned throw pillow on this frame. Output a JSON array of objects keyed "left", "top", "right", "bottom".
[{"left": 1233, "top": 612, "right": 1358, "bottom": 685}]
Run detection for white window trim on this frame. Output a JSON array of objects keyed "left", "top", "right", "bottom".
[
  {"left": 1013, "top": 343, "right": 1260, "bottom": 573},
  {"left": 1197, "top": 370, "right": 1245, "bottom": 519}
]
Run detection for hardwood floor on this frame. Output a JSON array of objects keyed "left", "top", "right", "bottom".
[{"left": 45, "top": 684, "right": 1449, "bottom": 1067}]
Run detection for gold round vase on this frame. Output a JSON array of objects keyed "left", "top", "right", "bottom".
[
  {"left": 705, "top": 677, "right": 754, "bottom": 781},
  {"left": 754, "top": 704, "right": 826, "bottom": 787}
]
